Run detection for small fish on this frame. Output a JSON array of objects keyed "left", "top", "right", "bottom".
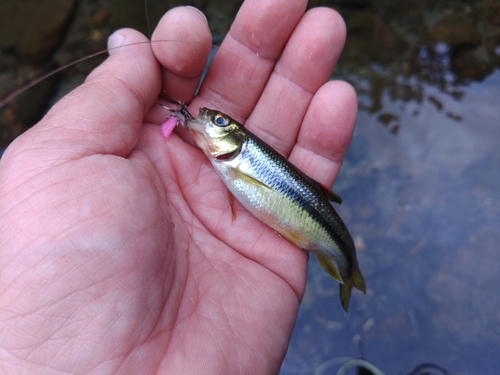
[{"left": 171, "top": 105, "right": 366, "bottom": 311}]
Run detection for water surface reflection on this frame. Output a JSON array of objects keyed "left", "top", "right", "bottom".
[{"left": 281, "top": 70, "right": 500, "bottom": 375}]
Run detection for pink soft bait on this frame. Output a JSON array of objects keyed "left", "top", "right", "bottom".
[{"left": 160, "top": 117, "right": 178, "bottom": 139}]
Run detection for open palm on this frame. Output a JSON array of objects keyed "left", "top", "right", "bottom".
[{"left": 0, "top": 1, "right": 357, "bottom": 374}]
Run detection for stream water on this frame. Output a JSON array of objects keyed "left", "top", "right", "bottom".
[{"left": 281, "top": 70, "right": 500, "bottom": 375}]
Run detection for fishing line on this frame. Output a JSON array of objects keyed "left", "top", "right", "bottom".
[
  {"left": 144, "top": 0, "right": 152, "bottom": 39},
  {"left": 0, "top": 39, "right": 263, "bottom": 109}
]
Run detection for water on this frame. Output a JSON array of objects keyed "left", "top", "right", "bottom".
[
  {"left": 280, "top": 70, "right": 500, "bottom": 375},
  {"left": 280, "top": 1, "right": 500, "bottom": 372}
]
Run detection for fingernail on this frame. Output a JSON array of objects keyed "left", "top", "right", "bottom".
[
  {"left": 108, "top": 32, "right": 125, "bottom": 55},
  {"left": 185, "top": 6, "right": 207, "bottom": 21}
]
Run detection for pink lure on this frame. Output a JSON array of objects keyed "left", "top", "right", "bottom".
[{"left": 161, "top": 117, "right": 178, "bottom": 139}]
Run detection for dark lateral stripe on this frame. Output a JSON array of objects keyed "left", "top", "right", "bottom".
[{"left": 245, "top": 136, "right": 354, "bottom": 265}]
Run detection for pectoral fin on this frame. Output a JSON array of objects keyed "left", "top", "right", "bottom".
[
  {"left": 315, "top": 254, "right": 343, "bottom": 283},
  {"left": 228, "top": 190, "right": 236, "bottom": 221},
  {"left": 226, "top": 168, "right": 271, "bottom": 221},
  {"left": 229, "top": 167, "right": 272, "bottom": 190}
]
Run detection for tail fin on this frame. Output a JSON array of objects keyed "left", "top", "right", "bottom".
[{"left": 339, "top": 267, "right": 366, "bottom": 312}]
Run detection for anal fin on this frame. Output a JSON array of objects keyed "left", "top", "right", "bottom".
[{"left": 315, "top": 254, "right": 343, "bottom": 283}]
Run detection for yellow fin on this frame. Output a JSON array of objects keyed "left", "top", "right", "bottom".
[
  {"left": 227, "top": 190, "right": 237, "bottom": 221},
  {"left": 315, "top": 254, "right": 343, "bottom": 284},
  {"left": 281, "top": 228, "right": 310, "bottom": 248},
  {"left": 229, "top": 167, "right": 271, "bottom": 189},
  {"left": 351, "top": 266, "right": 366, "bottom": 293},
  {"left": 339, "top": 267, "right": 366, "bottom": 312}
]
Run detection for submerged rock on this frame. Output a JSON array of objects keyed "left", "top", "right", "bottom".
[
  {"left": 343, "top": 12, "right": 409, "bottom": 65},
  {"left": 0, "top": 0, "right": 76, "bottom": 62},
  {"left": 413, "top": 13, "right": 496, "bottom": 82},
  {"left": 424, "top": 14, "right": 481, "bottom": 49}
]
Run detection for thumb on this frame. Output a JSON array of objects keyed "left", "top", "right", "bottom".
[{"left": 12, "top": 29, "right": 162, "bottom": 161}]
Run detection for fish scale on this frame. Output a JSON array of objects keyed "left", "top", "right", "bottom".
[{"left": 229, "top": 133, "right": 349, "bottom": 258}]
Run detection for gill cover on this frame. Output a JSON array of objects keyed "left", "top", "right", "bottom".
[{"left": 207, "top": 112, "right": 246, "bottom": 160}]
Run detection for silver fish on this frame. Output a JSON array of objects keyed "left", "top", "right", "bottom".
[{"left": 172, "top": 105, "right": 365, "bottom": 311}]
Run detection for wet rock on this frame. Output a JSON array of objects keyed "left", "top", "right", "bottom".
[
  {"left": 413, "top": 13, "right": 497, "bottom": 83},
  {"left": 0, "top": 63, "right": 57, "bottom": 149},
  {"left": 341, "top": 0, "right": 373, "bottom": 8},
  {"left": 203, "top": 0, "right": 243, "bottom": 42},
  {"left": 0, "top": 0, "right": 76, "bottom": 62},
  {"left": 106, "top": 0, "right": 206, "bottom": 38},
  {"left": 424, "top": 14, "right": 481, "bottom": 49},
  {"left": 307, "top": 0, "right": 373, "bottom": 9},
  {"left": 342, "top": 12, "right": 409, "bottom": 66},
  {"left": 0, "top": 0, "right": 77, "bottom": 149},
  {"left": 106, "top": 0, "right": 170, "bottom": 37},
  {"left": 488, "top": 6, "right": 500, "bottom": 25},
  {"left": 454, "top": 44, "right": 495, "bottom": 80},
  {"left": 91, "top": 8, "right": 111, "bottom": 28},
  {"left": 413, "top": 14, "right": 498, "bottom": 83}
]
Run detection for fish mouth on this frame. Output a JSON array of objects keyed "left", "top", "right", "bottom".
[
  {"left": 168, "top": 102, "right": 195, "bottom": 127},
  {"left": 178, "top": 102, "right": 195, "bottom": 121},
  {"left": 215, "top": 148, "right": 241, "bottom": 161}
]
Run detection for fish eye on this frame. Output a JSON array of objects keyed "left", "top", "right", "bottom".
[{"left": 213, "top": 113, "right": 229, "bottom": 127}]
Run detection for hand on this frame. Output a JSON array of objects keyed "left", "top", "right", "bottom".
[{"left": 0, "top": 0, "right": 357, "bottom": 373}]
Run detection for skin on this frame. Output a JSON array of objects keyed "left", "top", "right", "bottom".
[{"left": 0, "top": 0, "right": 357, "bottom": 374}]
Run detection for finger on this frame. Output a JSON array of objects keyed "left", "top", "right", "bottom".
[
  {"left": 150, "top": 6, "right": 212, "bottom": 105},
  {"left": 22, "top": 28, "right": 161, "bottom": 159},
  {"left": 191, "top": 0, "right": 308, "bottom": 121},
  {"left": 288, "top": 80, "right": 358, "bottom": 188},
  {"left": 246, "top": 7, "right": 347, "bottom": 156}
]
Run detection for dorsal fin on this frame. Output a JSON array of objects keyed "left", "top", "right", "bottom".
[{"left": 301, "top": 173, "right": 342, "bottom": 204}]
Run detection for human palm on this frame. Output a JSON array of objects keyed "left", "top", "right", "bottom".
[{"left": 0, "top": 1, "right": 357, "bottom": 374}]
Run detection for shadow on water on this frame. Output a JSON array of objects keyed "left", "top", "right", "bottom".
[{"left": 1, "top": 0, "right": 500, "bottom": 373}]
